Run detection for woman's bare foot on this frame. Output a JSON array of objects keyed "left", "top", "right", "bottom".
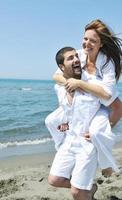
[{"left": 102, "top": 167, "right": 113, "bottom": 177}]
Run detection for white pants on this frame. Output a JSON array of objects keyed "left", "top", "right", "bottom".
[
  {"left": 50, "top": 136, "right": 97, "bottom": 190},
  {"left": 90, "top": 106, "right": 118, "bottom": 172},
  {"left": 45, "top": 107, "right": 65, "bottom": 150}
]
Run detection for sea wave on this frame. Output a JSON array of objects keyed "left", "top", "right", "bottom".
[
  {"left": 20, "top": 87, "right": 32, "bottom": 91},
  {"left": 0, "top": 137, "right": 53, "bottom": 149}
]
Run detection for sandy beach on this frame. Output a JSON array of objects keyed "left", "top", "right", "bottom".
[{"left": 0, "top": 143, "right": 122, "bottom": 200}]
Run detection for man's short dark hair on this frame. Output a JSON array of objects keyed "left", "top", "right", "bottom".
[{"left": 55, "top": 47, "right": 75, "bottom": 67}]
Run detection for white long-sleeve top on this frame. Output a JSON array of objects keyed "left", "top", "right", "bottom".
[{"left": 55, "top": 70, "right": 101, "bottom": 136}]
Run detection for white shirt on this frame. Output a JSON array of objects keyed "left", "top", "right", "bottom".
[{"left": 55, "top": 70, "right": 101, "bottom": 137}]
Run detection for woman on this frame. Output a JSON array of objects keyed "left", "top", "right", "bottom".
[{"left": 53, "top": 19, "right": 122, "bottom": 176}]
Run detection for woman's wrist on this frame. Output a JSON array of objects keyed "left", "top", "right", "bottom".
[{"left": 77, "top": 80, "right": 83, "bottom": 88}]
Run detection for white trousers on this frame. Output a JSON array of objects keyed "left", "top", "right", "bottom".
[
  {"left": 90, "top": 107, "right": 118, "bottom": 172},
  {"left": 45, "top": 107, "right": 65, "bottom": 150},
  {"left": 50, "top": 136, "right": 97, "bottom": 190}
]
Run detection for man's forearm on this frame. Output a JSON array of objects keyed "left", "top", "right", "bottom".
[
  {"left": 109, "top": 110, "right": 122, "bottom": 127},
  {"left": 109, "top": 98, "right": 122, "bottom": 127}
]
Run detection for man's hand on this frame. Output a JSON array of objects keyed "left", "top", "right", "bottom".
[
  {"left": 57, "top": 123, "right": 69, "bottom": 132},
  {"left": 109, "top": 98, "right": 122, "bottom": 127}
]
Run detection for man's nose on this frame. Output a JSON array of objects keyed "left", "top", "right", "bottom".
[{"left": 74, "top": 56, "right": 79, "bottom": 62}]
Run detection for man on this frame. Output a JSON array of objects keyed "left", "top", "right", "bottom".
[
  {"left": 47, "top": 45, "right": 122, "bottom": 177},
  {"left": 47, "top": 47, "right": 107, "bottom": 200}
]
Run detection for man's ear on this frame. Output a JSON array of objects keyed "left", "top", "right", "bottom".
[{"left": 59, "top": 64, "right": 64, "bottom": 72}]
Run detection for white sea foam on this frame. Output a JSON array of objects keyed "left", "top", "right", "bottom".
[
  {"left": 21, "top": 87, "right": 32, "bottom": 91},
  {"left": 0, "top": 137, "right": 53, "bottom": 149}
]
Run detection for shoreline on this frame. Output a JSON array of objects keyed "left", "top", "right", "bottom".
[
  {"left": 0, "top": 141, "right": 55, "bottom": 160},
  {"left": 0, "top": 139, "right": 121, "bottom": 161}
]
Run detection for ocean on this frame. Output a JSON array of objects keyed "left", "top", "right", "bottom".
[{"left": 0, "top": 79, "right": 122, "bottom": 159}]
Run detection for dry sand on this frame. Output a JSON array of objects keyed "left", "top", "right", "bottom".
[{"left": 0, "top": 143, "right": 122, "bottom": 200}]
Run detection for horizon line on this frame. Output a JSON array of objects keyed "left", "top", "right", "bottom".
[{"left": 0, "top": 77, "right": 53, "bottom": 81}]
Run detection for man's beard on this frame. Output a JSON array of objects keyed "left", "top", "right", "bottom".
[
  {"left": 63, "top": 70, "right": 81, "bottom": 80},
  {"left": 73, "top": 73, "right": 81, "bottom": 80}
]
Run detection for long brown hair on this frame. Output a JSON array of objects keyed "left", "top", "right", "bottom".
[{"left": 85, "top": 19, "right": 122, "bottom": 81}]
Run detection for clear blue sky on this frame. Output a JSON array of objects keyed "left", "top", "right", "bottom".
[{"left": 0, "top": 0, "right": 122, "bottom": 80}]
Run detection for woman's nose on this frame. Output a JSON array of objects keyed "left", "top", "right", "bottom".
[{"left": 85, "top": 39, "right": 90, "bottom": 46}]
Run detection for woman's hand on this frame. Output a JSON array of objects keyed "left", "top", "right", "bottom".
[{"left": 65, "top": 78, "right": 80, "bottom": 92}]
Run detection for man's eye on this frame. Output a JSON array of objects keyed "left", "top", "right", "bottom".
[{"left": 68, "top": 56, "right": 73, "bottom": 60}]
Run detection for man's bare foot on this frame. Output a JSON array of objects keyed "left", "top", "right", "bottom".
[
  {"left": 102, "top": 167, "right": 113, "bottom": 177},
  {"left": 89, "top": 183, "right": 98, "bottom": 200}
]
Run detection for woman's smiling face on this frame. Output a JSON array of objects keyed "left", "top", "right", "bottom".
[{"left": 82, "top": 29, "right": 102, "bottom": 59}]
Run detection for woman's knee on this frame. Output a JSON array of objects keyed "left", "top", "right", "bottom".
[
  {"left": 45, "top": 115, "right": 52, "bottom": 127},
  {"left": 45, "top": 112, "right": 60, "bottom": 128}
]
